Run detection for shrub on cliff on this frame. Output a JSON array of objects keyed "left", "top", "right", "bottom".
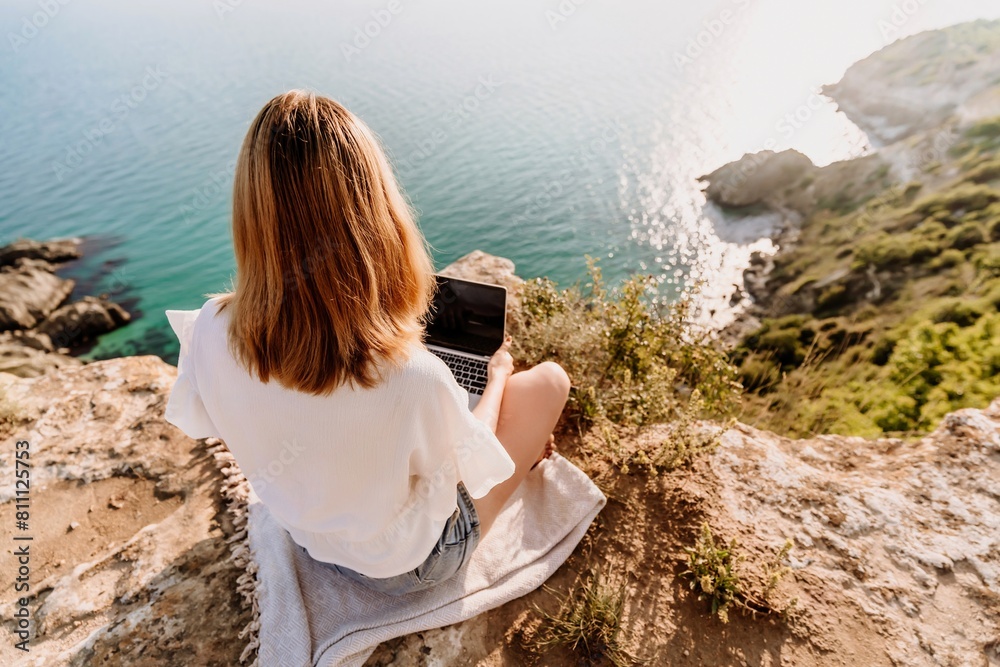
[
  {"left": 882, "top": 313, "right": 1000, "bottom": 430},
  {"left": 911, "top": 183, "right": 1000, "bottom": 221},
  {"left": 511, "top": 258, "right": 741, "bottom": 431}
]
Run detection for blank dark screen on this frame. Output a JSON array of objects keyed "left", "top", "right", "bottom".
[{"left": 425, "top": 276, "right": 506, "bottom": 356}]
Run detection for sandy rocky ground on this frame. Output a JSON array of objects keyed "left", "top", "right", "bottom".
[
  {"left": 0, "top": 248, "right": 997, "bottom": 666},
  {"left": 3, "top": 21, "right": 1000, "bottom": 667}
]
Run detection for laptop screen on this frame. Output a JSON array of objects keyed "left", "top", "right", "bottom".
[{"left": 425, "top": 275, "right": 507, "bottom": 356}]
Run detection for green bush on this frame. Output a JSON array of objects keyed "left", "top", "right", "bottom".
[
  {"left": 755, "top": 330, "right": 804, "bottom": 367},
  {"left": 739, "top": 356, "right": 780, "bottom": 392},
  {"left": 972, "top": 245, "right": 1000, "bottom": 278},
  {"left": 532, "top": 568, "right": 639, "bottom": 667},
  {"left": 948, "top": 222, "right": 986, "bottom": 249},
  {"left": 930, "top": 248, "right": 966, "bottom": 269},
  {"left": 912, "top": 183, "right": 1000, "bottom": 219},
  {"left": 681, "top": 523, "right": 792, "bottom": 624},
  {"left": 815, "top": 284, "right": 850, "bottom": 312},
  {"left": 931, "top": 299, "right": 985, "bottom": 327},
  {"left": 985, "top": 280, "right": 1000, "bottom": 309},
  {"left": 915, "top": 219, "right": 948, "bottom": 240},
  {"left": 853, "top": 232, "right": 940, "bottom": 270},
  {"left": 952, "top": 117, "right": 1000, "bottom": 159},
  {"left": 964, "top": 158, "right": 1000, "bottom": 184},
  {"left": 512, "top": 258, "right": 741, "bottom": 430},
  {"left": 883, "top": 314, "right": 1000, "bottom": 430},
  {"left": 871, "top": 335, "right": 897, "bottom": 365},
  {"left": 966, "top": 117, "right": 1000, "bottom": 140},
  {"left": 742, "top": 317, "right": 812, "bottom": 370},
  {"left": 903, "top": 182, "right": 923, "bottom": 200},
  {"left": 868, "top": 393, "right": 920, "bottom": 433}
]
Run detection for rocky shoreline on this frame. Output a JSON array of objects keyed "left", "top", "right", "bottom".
[
  {"left": 707, "top": 19, "right": 1000, "bottom": 331},
  {"left": 702, "top": 19, "right": 1000, "bottom": 438},
  {"left": 0, "top": 238, "right": 132, "bottom": 378}
]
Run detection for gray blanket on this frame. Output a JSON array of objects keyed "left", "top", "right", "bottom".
[{"left": 246, "top": 452, "right": 606, "bottom": 666}]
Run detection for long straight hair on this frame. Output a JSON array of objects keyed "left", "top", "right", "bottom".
[{"left": 209, "top": 90, "right": 436, "bottom": 394}]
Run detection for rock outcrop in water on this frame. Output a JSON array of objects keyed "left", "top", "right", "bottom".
[
  {"left": 0, "top": 238, "right": 82, "bottom": 268},
  {"left": 700, "top": 149, "right": 816, "bottom": 209},
  {"left": 0, "top": 259, "right": 76, "bottom": 331},
  {"left": 0, "top": 238, "right": 132, "bottom": 377},
  {"left": 1, "top": 250, "right": 997, "bottom": 667}
]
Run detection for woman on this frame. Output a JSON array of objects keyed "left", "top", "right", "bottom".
[{"left": 164, "top": 90, "right": 571, "bottom": 596}]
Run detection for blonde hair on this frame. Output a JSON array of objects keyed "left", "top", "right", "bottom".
[{"left": 209, "top": 90, "right": 436, "bottom": 394}]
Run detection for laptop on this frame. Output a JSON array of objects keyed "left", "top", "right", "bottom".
[{"left": 425, "top": 274, "right": 507, "bottom": 409}]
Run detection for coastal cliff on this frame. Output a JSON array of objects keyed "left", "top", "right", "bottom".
[
  {"left": 2, "top": 251, "right": 998, "bottom": 667},
  {"left": 824, "top": 19, "right": 1000, "bottom": 146},
  {"left": 704, "top": 19, "right": 1000, "bottom": 440},
  {"left": 2, "top": 19, "right": 1000, "bottom": 667}
]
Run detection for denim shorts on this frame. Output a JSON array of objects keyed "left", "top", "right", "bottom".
[{"left": 329, "top": 482, "right": 481, "bottom": 596}]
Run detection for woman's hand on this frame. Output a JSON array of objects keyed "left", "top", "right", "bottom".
[{"left": 487, "top": 334, "right": 514, "bottom": 383}]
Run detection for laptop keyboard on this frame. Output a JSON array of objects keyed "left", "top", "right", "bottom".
[{"left": 429, "top": 349, "right": 488, "bottom": 395}]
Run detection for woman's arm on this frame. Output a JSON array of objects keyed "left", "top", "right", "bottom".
[{"left": 471, "top": 334, "right": 513, "bottom": 433}]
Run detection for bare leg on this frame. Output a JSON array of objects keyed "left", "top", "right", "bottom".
[{"left": 471, "top": 361, "right": 571, "bottom": 538}]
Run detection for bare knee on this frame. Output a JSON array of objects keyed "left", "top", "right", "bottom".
[{"left": 535, "top": 361, "right": 571, "bottom": 403}]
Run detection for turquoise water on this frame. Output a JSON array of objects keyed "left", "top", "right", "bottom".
[{"left": 3, "top": 0, "right": 999, "bottom": 363}]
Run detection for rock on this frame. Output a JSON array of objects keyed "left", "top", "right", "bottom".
[
  {"left": 0, "top": 262, "right": 74, "bottom": 331},
  {"left": 439, "top": 250, "right": 525, "bottom": 317},
  {"left": 700, "top": 403, "right": 1000, "bottom": 667},
  {"left": 0, "top": 237, "right": 82, "bottom": 268},
  {"left": 701, "top": 150, "right": 816, "bottom": 209},
  {"left": 0, "top": 281, "right": 996, "bottom": 665},
  {"left": 0, "top": 329, "right": 55, "bottom": 353},
  {"left": 824, "top": 19, "right": 1000, "bottom": 145},
  {"left": 36, "top": 295, "right": 132, "bottom": 349},
  {"left": 0, "top": 339, "right": 81, "bottom": 378},
  {"left": 0, "top": 356, "right": 248, "bottom": 665},
  {"left": 10, "top": 256, "right": 58, "bottom": 272},
  {"left": 369, "top": 395, "right": 1000, "bottom": 666}
]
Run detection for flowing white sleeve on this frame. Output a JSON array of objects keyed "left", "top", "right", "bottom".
[
  {"left": 164, "top": 308, "right": 221, "bottom": 440},
  {"left": 409, "top": 370, "right": 516, "bottom": 504}
]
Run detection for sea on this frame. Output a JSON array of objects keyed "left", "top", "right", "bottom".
[{"left": 2, "top": 0, "right": 999, "bottom": 363}]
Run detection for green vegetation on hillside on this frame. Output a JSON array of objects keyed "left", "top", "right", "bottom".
[
  {"left": 734, "top": 117, "right": 1000, "bottom": 438},
  {"left": 512, "top": 258, "right": 741, "bottom": 433}
]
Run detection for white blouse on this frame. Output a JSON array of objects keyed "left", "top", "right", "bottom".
[{"left": 163, "top": 296, "right": 515, "bottom": 578}]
